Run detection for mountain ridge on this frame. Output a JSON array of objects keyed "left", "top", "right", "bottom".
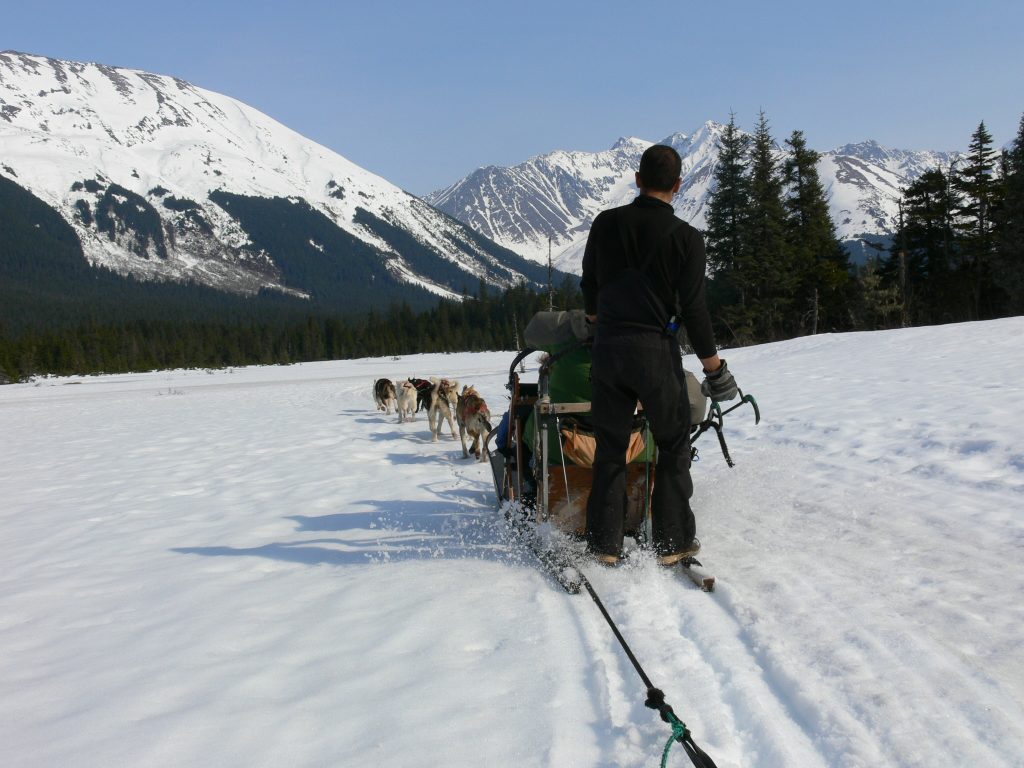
[
  {"left": 0, "top": 50, "right": 552, "bottom": 312},
  {"left": 426, "top": 121, "right": 960, "bottom": 272}
]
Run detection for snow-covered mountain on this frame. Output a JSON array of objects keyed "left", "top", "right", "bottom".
[
  {"left": 0, "top": 51, "right": 548, "bottom": 307},
  {"left": 427, "top": 121, "right": 959, "bottom": 272}
]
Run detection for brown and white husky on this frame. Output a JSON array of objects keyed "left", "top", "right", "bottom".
[
  {"left": 456, "top": 385, "right": 492, "bottom": 461},
  {"left": 427, "top": 377, "right": 459, "bottom": 442},
  {"left": 372, "top": 378, "right": 397, "bottom": 415}
]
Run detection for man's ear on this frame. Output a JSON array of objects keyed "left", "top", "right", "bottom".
[
  {"left": 635, "top": 171, "right": 643, "bottom": 189},
  {"left": 672, "top": 177, "right": 682, "bottom": 194}
]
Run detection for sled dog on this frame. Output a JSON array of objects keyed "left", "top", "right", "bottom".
[
  {"left": 456, "top": 385, "right": 492, "bottom": 461},
  {"left": 397, "top": 380, "right": 418, "bottom": 423},
  {"left": 428, "top": 377, "right": 459, "bottom": 442},
  {"left": 407, "top": 377, "right": 433, "bottom": 413},
  {"left": 373, "top": 378, "right": 397, "bottom": 414}
]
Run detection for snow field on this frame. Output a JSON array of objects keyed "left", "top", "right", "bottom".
[{"left": 2, "top": 322, "right": 1023, "bottom": 767}]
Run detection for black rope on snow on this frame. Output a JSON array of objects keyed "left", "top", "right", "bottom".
[{"left": 575, "top": 574, "right": 720, "bottom": 768}]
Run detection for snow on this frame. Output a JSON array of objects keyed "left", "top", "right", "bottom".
[
  {"left": 2, "top": 319, "right": 1023, "bottom": 767},
  {"left": 0, "top": 52, "right": 536, "bottom": 297},
  {"left": 429, "top": 122, "right": 960, "bottom": 276}
]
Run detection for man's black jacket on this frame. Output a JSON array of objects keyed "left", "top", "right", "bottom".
[{"left": 580, "top": 194, "right": 717, "bottom": 359}]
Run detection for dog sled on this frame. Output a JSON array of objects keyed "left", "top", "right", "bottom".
[{"left": 485, "top": 309, "right": 759, "bottom": 556}]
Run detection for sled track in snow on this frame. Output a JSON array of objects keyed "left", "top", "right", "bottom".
[
  {"left": 371, "top": 353, "right": 1024, "bottom": 768},
  {"left": 578, "top": 562, "right": 828, "bottom": 768}
]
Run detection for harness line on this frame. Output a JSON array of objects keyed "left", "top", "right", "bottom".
[{"left": 571, "top": 564, "right": 720, "bottom": 768}]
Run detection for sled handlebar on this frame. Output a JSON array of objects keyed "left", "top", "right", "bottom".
[
  {"left": 692, "top": 389, "right": 760, "bottom": 468},
  {"left": 710, "top": 389, "right": 760, "bottom": 425}
]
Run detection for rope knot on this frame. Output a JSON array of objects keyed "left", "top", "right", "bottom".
[{"left": 645, "top": 687, "right": 679, "bottom": 726}]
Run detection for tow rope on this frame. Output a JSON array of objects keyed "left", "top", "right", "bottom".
[{"left": 575, "top": 569, "right": 719, "bottom": 768}]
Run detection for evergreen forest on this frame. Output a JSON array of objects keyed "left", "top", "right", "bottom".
[
  {"left": 703, "top": 112, "right": 1024, "bottom": 344},
  {"left": 2, "top": 112, "right": 1023, "bottom": 382}
]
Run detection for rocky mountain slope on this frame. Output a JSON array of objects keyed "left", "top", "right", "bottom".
[
  {"left": 428, "top": 121, "right": 959, "bottom": 272},
  {"left": 0, "top": 51, "right": 550, "bottom": 311}
]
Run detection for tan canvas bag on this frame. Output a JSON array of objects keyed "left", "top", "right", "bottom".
[{"left": 559, "top": 424, "right": 647, "bottom": 468}]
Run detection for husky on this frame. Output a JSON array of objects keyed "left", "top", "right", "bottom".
[
  {"left": 456, "top": 385, "right": 492, "bottom": 461},
  {"left": 397, "top": 380, "right": 418, "bottom": 423},
  {"left": 428, "top": 377, "right": 459, "bottom": 442},
  {"left": 407, "top": 377, "right": 433, "bottom": 413},
  {"left": 373, "top": 378, "right": 397, "bottom": 414}
]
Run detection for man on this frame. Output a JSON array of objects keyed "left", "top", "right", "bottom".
[{"left": 581, "top": 144, "right": 738, "bottom": 566}]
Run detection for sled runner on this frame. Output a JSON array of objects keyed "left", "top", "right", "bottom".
[{"left": 486, "top": 309, "right": 759, "bottom": 559}]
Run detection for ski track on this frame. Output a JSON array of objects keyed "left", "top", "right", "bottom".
[
  {"left": 690, "top": 449, "right": 1024, "bottom": 766},
  {"left": 421, "top": 344, "right": 1023, "bottom": 767},
  {"left": 3, "top": 323, "right": 1024, "bottom": 767}
]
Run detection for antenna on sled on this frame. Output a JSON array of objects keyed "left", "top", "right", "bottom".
[
  {"left": 512, "top": 309, "right": 526, "bottom": 373},
  {"left": 547, "top": 236, "right": 554, "bottom": 311}
]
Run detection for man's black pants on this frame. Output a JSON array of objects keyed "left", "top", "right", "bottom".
[{"left": 586, "top": 332, "right": 694, "bottom": 557}]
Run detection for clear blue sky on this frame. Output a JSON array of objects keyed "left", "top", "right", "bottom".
[{"left": 4, "top": 0, "right": 1022, "bottom": 195}]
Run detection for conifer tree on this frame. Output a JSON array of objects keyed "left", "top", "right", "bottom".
[
  {"left": 859, "top": 258, "right": 902, "bottom": 329},
  {"left": 783, "top": 130, "right": 852, "bottom": 333},
  {"left": 704, "top": 114, "right": 751, "bottom": 343},
  {"left": 739, "top": 111, "right": 791, "bottom": 340},
  {"left": 994, "top": 113, "right": 1024, "bottom": 313},
  {"left": 890, "top": 168, "right": 959, "bottom": 323},
  {"left": 705, "top": 114, "right": 750, "bottom": 276},
  {"left": 952, "top": 121, "right": 999, "bottom": 318}
]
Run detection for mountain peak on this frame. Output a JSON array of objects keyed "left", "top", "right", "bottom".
[
  {"left": 610, "top": 136, "right": 649, "bottom": 151},
  {"left": 832, "top": 139, "right": 891, "bottom": 162},
  {"left": 1, "top": 51, "right": 551, "bottom": 307},
  {"left": 429, "top": 126, "right": 955, "bottom": 273}
]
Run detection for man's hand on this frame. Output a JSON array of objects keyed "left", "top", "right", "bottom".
[{"left": 700, "top": 359, "right": 738, "bottom": 401}]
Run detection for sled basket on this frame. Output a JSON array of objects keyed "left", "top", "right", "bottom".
[{"left": 487, "top": 310, "right": 705, "bottom": 538}]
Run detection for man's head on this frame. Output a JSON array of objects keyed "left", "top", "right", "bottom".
[{"left": 636, "top": 144, "right": 682, "bottom": 197}]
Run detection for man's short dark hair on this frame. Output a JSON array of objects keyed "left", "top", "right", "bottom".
[{"left": 638, "top": 144, "right": 682, "bottom": 191}]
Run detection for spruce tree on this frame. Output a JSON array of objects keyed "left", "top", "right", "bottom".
[
  {"left": 858, "top": 258, "right": 902, "bottom": 329},
  {"left": 890, "top": 168, "right": 961, "bottom": 323},
  {"left": 783, "top": 130, "right": 852, "bottom": 334},
  {"left": 739, "top": 111, "right": 791, "bottom": 341},
  {"left": 994, "top": 113, "right": 1024, "bottom": 314},
  {"left": 704, "top": 114, "right": 751, "bottom": 344},
  {"left": 705, "top": 114, "right": 750, "bottom": 276},
  {"left": 952, "top": 121, "right": 999, "bottom": 318}
]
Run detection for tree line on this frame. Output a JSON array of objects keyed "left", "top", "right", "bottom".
[
  {"left": 881, "top": 119, "right": 1024, "bottom": 325},
  {"left": 0, "top": 280, "right": 582, "bottom": 382},
  {"left": 703, "top": 111, "right": 1024, "bottom": 344},
  {"left": 4, "top": 112, "right": 1022, "bottom": 381}
]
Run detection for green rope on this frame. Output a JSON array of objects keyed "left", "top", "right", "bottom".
[{"left": 660, "top": 713, "right": 689, "bottom": 768}]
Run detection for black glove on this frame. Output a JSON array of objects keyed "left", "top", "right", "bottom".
[{"left": 700, "top": 359, "right": 738, "bottom": 401}]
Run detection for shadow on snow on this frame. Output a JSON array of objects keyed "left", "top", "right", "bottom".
[{"left": 171, "top": 487, "right": 527, "bottom": 569}]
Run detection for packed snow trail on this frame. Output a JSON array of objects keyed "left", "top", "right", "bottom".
[{"left": 2, "top": 321, "right": 1023, "bottom": 767}]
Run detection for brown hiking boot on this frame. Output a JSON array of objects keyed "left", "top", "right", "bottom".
[
  {"left": 657, "top": 538, "right": 701, "bottom": 566},
  {"left": 586, "top": 545, "right": 623, "bottom": 566}
]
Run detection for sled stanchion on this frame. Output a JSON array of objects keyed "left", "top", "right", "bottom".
[
  {"left": 507, "top": 348, "right": 536, "bottom": 386},
  {"left": 710, "top": 421, "right": 734, "bottom": 468},
  {"left": 691, "top": 389, "right": 761, "bottom": 468}
]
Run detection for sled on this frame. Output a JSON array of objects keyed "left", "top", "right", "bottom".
[{"left": 485, "top": 310, "right": 759, "bottom": 540}]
